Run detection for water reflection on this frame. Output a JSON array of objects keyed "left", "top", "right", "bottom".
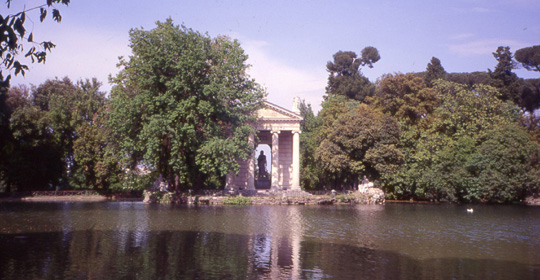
[{"left": 1, "top": 202, "right": 539, "bottom": 279}]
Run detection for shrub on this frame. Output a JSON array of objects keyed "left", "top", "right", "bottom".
[{"left": 223, "top": 196, "right": 252, "bottom": 205}]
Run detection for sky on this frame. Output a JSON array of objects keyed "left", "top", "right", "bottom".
[{"left": 8, "top": 0, "right": 540, "bottom": 112}]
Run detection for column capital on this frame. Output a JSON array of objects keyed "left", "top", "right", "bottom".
[
  {"left": 291, "top": 130, "right": 301, "bottom": 135},
  {"left": 271, "top": 130, "right": 281, "bottom": 135}
]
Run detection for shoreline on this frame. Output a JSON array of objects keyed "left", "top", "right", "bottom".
[
  {"left": 0, "top": 194, "right": 142, "bottom": 203},
  {"left": 0, "top": 192, "right": 382, "bottom": 205},
  {"left": 2, "top": 193, "right": 538, "bottom": 206}
]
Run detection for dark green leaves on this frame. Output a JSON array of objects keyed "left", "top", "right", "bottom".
[
  {"left": 325, "top": 47, "right": 380, "bottom": 101},
  {"left": 360, "top": 46, "right": 380, "bottom": 68},
  {"left": 515, "top": 45, "right": 540, "bottom": 72},
  {"left": 40, "top": 8, "right": 47, "bottom": 22},
  {"left": 52, "top": 9, "right": 62, "bottom": 22},
  {"left": 1, "top": 1, "right": 69, "bottom": 85}
]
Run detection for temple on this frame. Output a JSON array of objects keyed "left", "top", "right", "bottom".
[{"left": 226, "top": 98, "right": 303, "bottom": 191}]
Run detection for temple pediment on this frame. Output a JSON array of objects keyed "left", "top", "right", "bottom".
[
  {"left": 258, "top": 101, "right": 302, "bottom": 121},
  {"left": 256, "top": 101, "right": 302, "bottom": 131}
]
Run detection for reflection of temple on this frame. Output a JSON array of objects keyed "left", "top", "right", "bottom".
[
  {"left": 249, "top": 206, "right": 303, "bottom": 279},
  {"left": 226, "top": 99, "right": 302, "bottom": 191}
]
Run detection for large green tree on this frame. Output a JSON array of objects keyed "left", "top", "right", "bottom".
[
  {"left": 424, "top": 57, "right": 446, "bottom": 87},
  {"left": 488, "top": 46, "right": 521, "bottom": 103},
  {"left": 316, "top": 103, "right": 403, "bottom": 189},
  {"left": 515, "top": 45, "right": 540, "bottom": 73},
  {"left": 108, "top": 19, "right": 265, "bottom": 191},
  {"left": 466, "top": 124, "right": 540, "bottom": 203},
  {"left": 370, "top": 73, "right": 438, "bottom": 124},
  {"left": 325, "top": 47, "right": 380, "bottom": 101},
  {"left": 487, "top": 46, "right": 540, "bottom": 113}
]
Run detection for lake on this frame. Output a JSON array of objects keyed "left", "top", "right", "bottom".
[{"left": 1, "top": 202, "right": 539, "bottom": 279}]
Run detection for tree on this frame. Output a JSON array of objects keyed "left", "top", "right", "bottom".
[
  {"left": 31, "top": 78, "right": 80, "bottom": 186},
  {"left": 298, "top": 99, "right": 321, "bottom": 190},
  {"left": 325, "top": 47, "right": 380, "bottom": 101},
  {"left": 360, "top": 46, "right": 381, "bottom": 68},
  {"left": 488, "top": 46, "right": 521, "bottom": 103},
  {"left": 491, "top": 46, "right": 518, "bottom": 76},
  {"left": 370, "top": 73, "right": 438, "bottom": 123},
  {"left": 73, "top": 113, "right": 120, "bottom": 190},
  {"left": 316, "top": 104, "right": 403, "bottom": 189},
  {"left": 4, "top": 85, "right": 64, "bottom": 191},
  {"left": 108, "top": 19, "right": 265, "bottom": 191},
  {"left": 424, "top": 57, "right": 446, "bottom": 87},
  {"left": 515, "top": 45, "right": 540, "bottom": 73},
  {"left": 465, "top": 124, "right": 540, "bottom": 203}
]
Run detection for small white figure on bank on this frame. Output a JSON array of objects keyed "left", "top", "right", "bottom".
[{"left": 358, "top": 175, "right": 374, "bottom": 193}]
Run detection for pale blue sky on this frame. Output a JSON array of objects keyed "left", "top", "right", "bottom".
[{"left": 9, "top": 0, "right": 540, "bottom": 111}]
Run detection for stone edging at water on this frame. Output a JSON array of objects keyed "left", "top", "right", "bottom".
[
  {"left": 143, "top": 188, "right": 386, "bottom": 205},
  {"left": 21, "top": 195, "right": 108, "bottom": 202}
]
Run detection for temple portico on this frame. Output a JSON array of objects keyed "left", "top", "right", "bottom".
[{"left": 226, "top": 99, "right": 303, "bottom": 191}]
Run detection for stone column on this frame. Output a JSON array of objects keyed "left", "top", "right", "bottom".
[
  {"left": 291, "top": 130, "right": 301, "bottom": 190},
  {"left": 271, "top": 130, "right": 280, "bottom": 190},
  {"left": 247, "top": 133, "right": 255, "bottom": 190}
]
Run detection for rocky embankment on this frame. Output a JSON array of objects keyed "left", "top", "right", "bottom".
[
  {"left": 525, "top": 196, "right": 540, "bottom": 206},
  {"left": 143, "top": 188, "right": 386, "bottom": 205}
]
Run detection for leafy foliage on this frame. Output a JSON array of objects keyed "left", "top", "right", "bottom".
[
  {"left": 223, "top": 195, "right": 252, "bottom": 205},
  {"left": 316, "top": 103, "right": 403, "bottom": 189},
  {"left": 465, "top": 124, "right": 540, "bottom": 203},
  {"left": 108, "top": 19, "right": 265, "bottom": 191},
  {"left": 370, "top": 73, "right": 438, "bottom": 123},
  {"left": 298, "top": 99, "right": 322, "bottom": 189}
]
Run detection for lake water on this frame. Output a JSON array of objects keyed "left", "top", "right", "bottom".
[{"left": 1, "top": 202, "right": 539, "bottom": 279}]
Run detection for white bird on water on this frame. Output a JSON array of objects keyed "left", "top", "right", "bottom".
[{"left": 467, "top": 208, "right": 474, "bottom": 213}]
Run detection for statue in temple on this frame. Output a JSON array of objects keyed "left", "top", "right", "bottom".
[{"left": 257, "top": 151, "right": 267, "bottom": 178}]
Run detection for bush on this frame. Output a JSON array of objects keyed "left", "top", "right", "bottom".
[{"left": 223, "top": 196, "right": 252, "bottom": 205}]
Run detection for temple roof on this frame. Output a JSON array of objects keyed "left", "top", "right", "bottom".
[{"left": 257, "top": 100, "right": 303, "bottom": 122}]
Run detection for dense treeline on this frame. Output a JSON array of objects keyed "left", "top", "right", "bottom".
[
  {"left": 1, "top": 17, "right": 539, "bottom": 203},
  {"left": 300, "top": 46, "right": 540, "bottom": 203},
  {"left": 1, "top": 78, "right": 120, "bottom": 192}
]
